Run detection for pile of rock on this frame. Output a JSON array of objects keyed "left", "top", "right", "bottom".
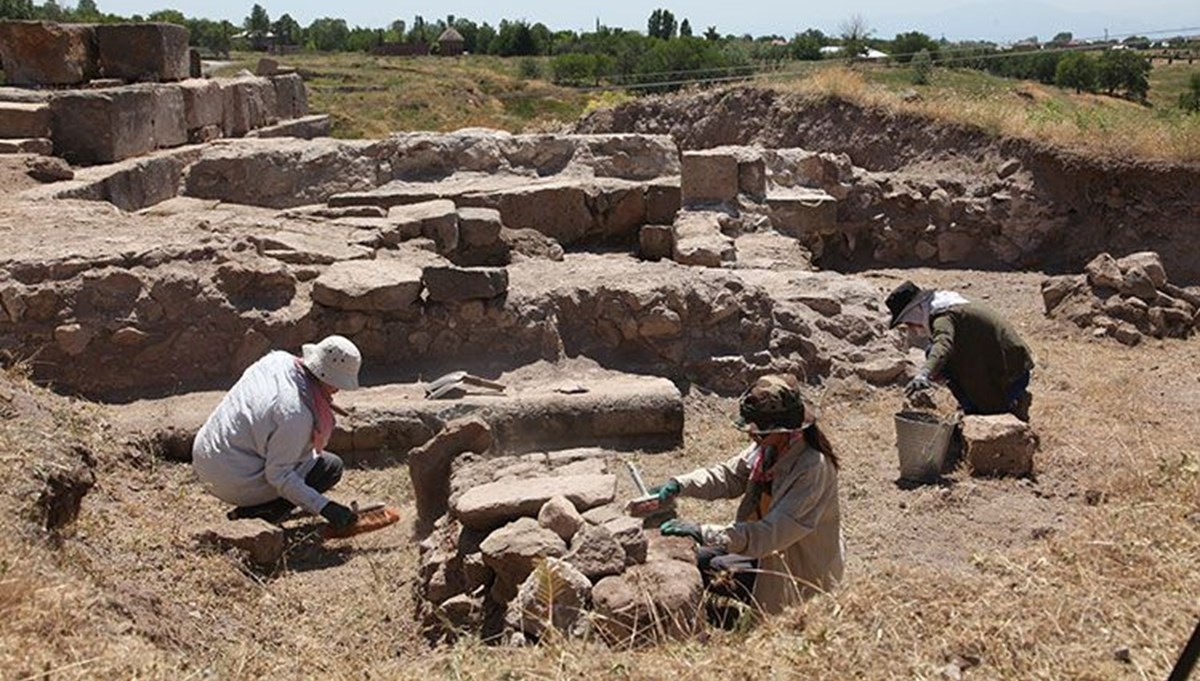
[
  {"left": 412, "top": 419, "right": 703, "bottom": 646},
  {"left": 1042, "top": 251, "right": 1200, "bottom": 346}
]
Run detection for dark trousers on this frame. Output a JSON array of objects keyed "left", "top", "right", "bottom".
[
  {"left": 697, "top": 546, "right": 758, "bottom": 604},
  {"left": 947, "top": 370, "right": 1032, "bottom": 422},
  {"left": 228, "top": 453, "right": 343, "bottom": 523}
]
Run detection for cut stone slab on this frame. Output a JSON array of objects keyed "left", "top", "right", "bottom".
[
  {"left": 681, "top": 149, "right": 738, "bottom": 206},
  {"left": 179, "top": 78, "right": 223, "bottom": 130},
  {"left": 962, "top": 414, "right": 1037, "bottom": 477},
  {"left": 220, "top": 76, "right": 277, "bottom": 137},
  {"left": 423, "top": 266, "right": 508, "bottom": 302},
  {"left": 409, "top": 416, "right": 493, "bottom": 535},
  {"left": 0, "top": 22, "right": 99, "bottom": 86},
  {"left": 95, "top": 23, "right": 189, "bottom": 82},
  {"left": 386, "top": 199, "right": 458, "bottom": 251},
  {"left": 0, "top": 102, "right": 50, "bottom": 139},
  {"left": 453, "top": 474, "right": 617, "bottom": 531},
  {"left": 246, "top": 114, "right": 330, "bottom": 140},
  {"left": 673, "top": 211, "right": 735, "bottom": 268},
  {"left": 49, "top": 87, "right": 156, "bottom": 164},
  {"left": 269, "top": 72, "right": 308, "bottom": 120},
  {"left": 195, "top": 518, "right": 284, "bottom": 566},
  {"left": 767, "top": 189, "right": 838, "bottom": 237},
  {"left": 645, "top": 179, "right": 681, "bottom": 224},
  {"left": 312, "top": 260, "right": 423, "bottom": 312},
  {"left": 0, "top": 138, "right": 52, "bottom": 155},
  {"left": 145, "top": 83, "right": 187, "bottom": 148},
  {"left": 457, "top": 207, "right": 504, "bottom": 248},
  {"left": 639, "top": 224, "right": 674, "bottom": 261}
]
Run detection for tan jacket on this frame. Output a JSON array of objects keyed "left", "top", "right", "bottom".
[{"left": 674, "top": 438, "right": 844, "bottom": 613}]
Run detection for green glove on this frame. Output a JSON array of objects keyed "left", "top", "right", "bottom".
[
  {"left": 647, "top": 479, "right": 681, "bottom": 502},
  {"left": 319, "top": 501, "right": 357, "bottom": 529},
  {"left": 659, "top": 518, "right": 702, "bottom": 544}
]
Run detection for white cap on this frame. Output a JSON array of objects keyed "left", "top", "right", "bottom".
[{"left": 301, "top": 335, "right": 361, "bottom": 391}]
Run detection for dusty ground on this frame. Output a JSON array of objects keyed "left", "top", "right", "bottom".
[{"left": 2, "top": 262, "right": 1197, "bottom": 679}]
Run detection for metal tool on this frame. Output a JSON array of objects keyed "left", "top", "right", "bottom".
[
  {"left": 623, "top": 460, "right": 675, "bottom": 518},
  {"left": 425, "top": 371, "right": 507, "bottom": 399}
]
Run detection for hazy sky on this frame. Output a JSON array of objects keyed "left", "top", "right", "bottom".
[{"left": 99, "top": 0, "right": 1199, "bottom": 42}]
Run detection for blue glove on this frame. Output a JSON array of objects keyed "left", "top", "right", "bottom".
[
  {"left": 905, "top": 371, "right": 932, "bottom": 396},
  {"left": 659, "top": 518, "right": 702, "bottom": 544},
  {"left": 648, "top": 479, "right": 681, "bottom": 502}
]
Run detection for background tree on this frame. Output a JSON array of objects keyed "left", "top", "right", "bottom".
[
  {"left": 1049, "top": 31, "right": 1073, "bottom": 47},
  {"left": 789, "top": 28, "right": 825, "bottom": 60},
  {"left": 703, "top": 25, "right": 719, "bottom": 41},
  {"left": 911, "top": 48, "right": 933, "bottom": 84},
  {"left": 244, "top": 3, "right": 270, "bottom": 35},
  {"left": 838, "top": 14, "right": 872, "bottom": 59},
  {"left": 1096, "top": 49, "right": 1150, "bottom": 100},
  {"left": 1055, "top": 51, "right": 1097, "bottom": 93},
  {"left": 73, "top": 0, "right": 100, "bottom": 20},
  {"left": 679, "top": 19, "right": 691, "bottom": 38},
  {"left": 891, "top": 30, "right": 938, "bottom": 63},
  {"left": 272, "top": 14, "right": 302, "bottom": 46},
  {"left": 307, "top": 17, "right": 349, "bottom": 51},
  {"left": 647, "top": 9, "right": 677, "bottom": 40},
  {"left": 1179, "top": 72, "right": 1200, "bottom": 113},
  {"left": 147, "top": 8, "right": 184, "bottom": 25}
]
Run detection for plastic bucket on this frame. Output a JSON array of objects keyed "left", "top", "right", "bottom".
[{"left": 894, "top": 410, "right": 956, "bottom": 481}]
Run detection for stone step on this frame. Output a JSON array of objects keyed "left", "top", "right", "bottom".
[
  {"left": 111, "top": 370, "right": 683, "bottom": 465},
  {"left": 246, "top": 114, "right": 331, "bottom": 140},
  {"left": 0, "top": 101, "right": 51, "bottom": 139},
  {"left": 766, "top": 188, "right": 838, "bottom": 237},
  {"left": 0, "top": 138, "right": 52, "bottom": 155}
]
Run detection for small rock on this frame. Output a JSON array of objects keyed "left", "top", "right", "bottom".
[
  {"left": 1113, "top": 647, "right": 1132, "bottom": 664},
  {"left": 997, "top": 158, "right": 1021, "bottom": 179},
  {"left": 505, "top": 557, "right": 592, "bottom": 639},
  {"left": 962, "top": 414, "right": 1037, "bottom": 477},
  {"left": 25, "top": 156, "right": 74, "bottom": 182},
  {"left": 1084, "top": 489, "right": 1106, "bottom": 506},
  {"left": 603, "top": 515, "right": 649, "bottom": 565},
  {"left": 537, "top": 495, "right": 584, "bottom": 542},
  {"left": 565, "top": 523, "right": 626, "bottom": 580},
  {"left": 195, "top": 519, "right": 284, "bottom": 566},
  {"left": 54, "top": 323, "right": 93, "bottom": 356}
]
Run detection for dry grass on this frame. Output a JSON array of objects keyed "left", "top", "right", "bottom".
[
  {"left": 0, "top": 270, "right": 1197, "bottom": 679},
  {"left": 765, "top": 64, "right": 1200, "bottom": 163}
]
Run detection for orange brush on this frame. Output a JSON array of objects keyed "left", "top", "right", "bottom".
[{"left": 322, "top": 502, "right": 401, "bottom": 540}]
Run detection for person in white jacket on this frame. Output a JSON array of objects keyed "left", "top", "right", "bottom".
[{"left": 192, "top": 335, "right": 362, "bottom": 529}]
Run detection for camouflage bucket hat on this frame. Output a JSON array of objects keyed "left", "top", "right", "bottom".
[{"left": 734, "top": 374, "right": 817, "bottom": 434}]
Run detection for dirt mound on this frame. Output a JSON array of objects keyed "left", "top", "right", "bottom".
[{"left": 576, "top": 87, "right": 1200, "bottom": 282}]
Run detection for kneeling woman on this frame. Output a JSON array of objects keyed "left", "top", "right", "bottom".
[{"left": 653, "top": 374, "right": 844, "bottom": 614}]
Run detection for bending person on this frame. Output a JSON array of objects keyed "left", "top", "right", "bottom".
[
  {"left": 652, "top": 374, "right": 844, "bottom": 615},
  {"left": 886, "top": 280, "right": 1034, "bottom": 421},
  {"left": 192, "top": 335, "right": 362, "bottom": 530}
]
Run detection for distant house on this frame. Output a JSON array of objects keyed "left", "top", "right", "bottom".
[
  {"left": 437, "top": 27, "right": 465, "bottom": 56},
  {"left": 232, "top": 30, "right": 276, "bottom": 52},
  {"left": 819, "top": 45, "right": 889, "bottom": 60}
]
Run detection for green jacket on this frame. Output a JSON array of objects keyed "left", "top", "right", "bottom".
[{"left": 924, "top": 302, "right": 1034, "bottom": 413}]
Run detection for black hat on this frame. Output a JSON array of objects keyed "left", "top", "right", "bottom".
[{"left": 885, "top": 281, "right": 923, "bottom": 328}]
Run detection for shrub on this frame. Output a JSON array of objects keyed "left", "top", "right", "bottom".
[
  {"left": 517, "top": 57, "right": 542, "bottom": 80},
  {"left": 911, "top": 48, "right": 932, "bottom": 85},
  {"left": 1180, "top": 72, "right": 1200, "bottom": 113},
  {"left": 1055, "top": 52, "right": 1097, "bottom": 94}
]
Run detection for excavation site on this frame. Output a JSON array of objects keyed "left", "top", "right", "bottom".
[{"left": 1, "top": 20, "right": 1197, "bottom": 680}]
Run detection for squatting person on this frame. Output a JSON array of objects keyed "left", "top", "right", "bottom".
[
  {"left": 650, "top": 373, "right": 844, "bottom": 615},
  {"left": 886, "top": 280, "right": 1034, "bottom": 421},
  {"left": 192, "top": 335, "right": 362, "bottom": 530}
]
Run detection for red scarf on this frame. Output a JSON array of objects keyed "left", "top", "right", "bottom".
[
  {"left": 749, "top": 431, "right": 803, "bottom": 483},
  {"left": 295, "top": 357, "right": 336, "bottom": 451}
]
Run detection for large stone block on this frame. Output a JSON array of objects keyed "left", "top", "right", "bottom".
[
  {"left": 962, "top": 414, "right": 1037, "bottom": 477},
  {"left": 681, "top": 150, "right": 738, "bottom": 206},
  {"left": 180, "top": 78, "right": 223, "bottom": 130},
  {"left": 480, "top": 517, "right": 568, "bottom": 601},
  {"left": 423, "top": 266, "right": 508, "bottom": 302},
  {"left": 245, "top": 114, "right": 330, "bottom": 140},
  {"left": 639, "top": 224, "right": 674, "bottom": 261},
  {"left": 592, "top": 559, "right": 703, "bottom": 646},
  {"left": 767, "top": 189, "right": 838, "bottom": 237},
  {"left": 1116, "top": 252, "right": 1167, "bottom": 289},
  {"left": 0, "top": 102, "right": 50, "bottom": 139},
  {"left": 453, "top": 474, "right": 616, "bottom": 530},
  {"left": 457, "top": 207, "right": 503, "bottom": 248},
  {"left": 145, "top": 84, "right": 187, "bottom": 148},
  {"left": 312, "top": 260, "right": 423, "bottom": 312},
  {"left": 645, "top": 180, "right": 681, "bottom": 224},
  {"left": 270, "top": 72, "right": 308, "bottom": 119},
  {"left": 50, "top": 87, "right": 155, "bottom": 164},
  {"left": 220, "top": 76, "right": 277, "bottom": 137},
  {"left": 0, "top": 21, "right": 98, "bottom": 86},
  {"left": 506, "top": 557, "right": 592, "bottom": 639},
  {"left": 385, "top": 199, "right": 458, "bottom": 251},
  {"left": 95, "top": 23, "right": 189, "bottom": 82}
]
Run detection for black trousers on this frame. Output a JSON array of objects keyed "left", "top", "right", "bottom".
[
  {"left": 228, "top": 453, "right": 344, "bottom": 523},
  {"left": 697, "top": 546, "right": 759, "bottom": 604}
]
